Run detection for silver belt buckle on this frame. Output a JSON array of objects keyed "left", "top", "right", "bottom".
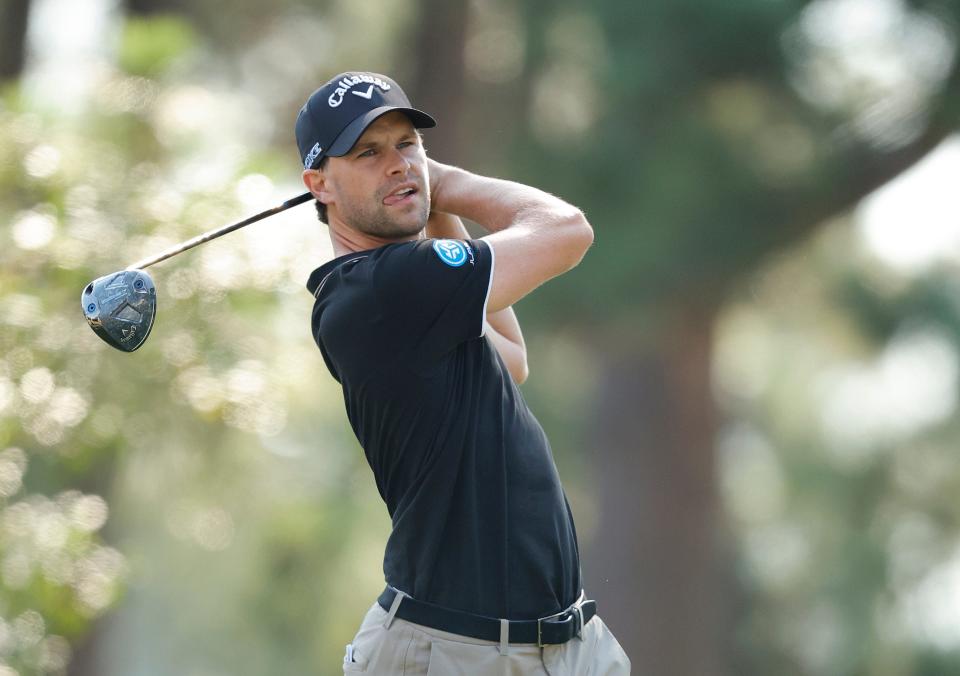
[
  {"left": 536, "top": 612, "right": 561, "bottom": 648},
  {"left": 537, "top": 591, "right": 588, "bottom": 647},
  {"left": 536, "top": 607, "right": 573, "bottom": 648}
]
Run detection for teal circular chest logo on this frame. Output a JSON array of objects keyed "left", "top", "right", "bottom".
[{"left": 432, "top": 239, "right": 469, "bottom": 267}]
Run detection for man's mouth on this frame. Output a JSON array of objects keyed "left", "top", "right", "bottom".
[{"left": 383, "top": 183, "right": 419, "bottom": 206}]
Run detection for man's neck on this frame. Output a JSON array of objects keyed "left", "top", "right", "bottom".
[{"left": 327, "top": 218, "right": 423, "bottom": 257}]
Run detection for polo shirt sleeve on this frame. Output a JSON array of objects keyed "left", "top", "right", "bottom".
[{"left": 373, "top": 238, "right": 495, "bottom": 361}]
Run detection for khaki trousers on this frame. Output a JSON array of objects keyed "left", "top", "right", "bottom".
[{"left": 342, "top": 600, "right": 631, "bottom": 675}]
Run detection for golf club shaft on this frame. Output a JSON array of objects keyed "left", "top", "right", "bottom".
[{"left": 125, "top": 192, "right": 313, "bottom": 271}]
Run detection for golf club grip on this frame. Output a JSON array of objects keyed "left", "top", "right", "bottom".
[{"left": 126, "top": 192, "right": 314, "bottom": 271}]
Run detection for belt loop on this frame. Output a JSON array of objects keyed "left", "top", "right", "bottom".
[
  {"left": 574, "top": 590, "right": 586, "bottom": 640},
  {"left": 498, "top": 619, "right": 510, "bottom": 656},
  {"left": 574, "top": 605, "right": 585, "bottom": 640},
  {"left": 383, "top": 588, "right": 408, "bottom": 630}
]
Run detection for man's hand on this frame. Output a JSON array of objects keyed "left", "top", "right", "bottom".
[
  {"left": 427, "top": 158, "right": 449, "bottom": 210},
  {"left": 484, "top": 310, "right": 528, "bottom": 385},
  {"left": 424, "top": 208, "right": 467, "bottom": 241}
]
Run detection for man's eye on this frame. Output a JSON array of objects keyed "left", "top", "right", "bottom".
[
  {"left": 398, "top": 141, "right": 414, "bottom": 149},
  {"left": 358, "top": 149, "right": 376, "bottom": 158}
]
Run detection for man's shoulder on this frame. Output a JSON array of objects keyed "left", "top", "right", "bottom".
[
  {"left": 306, "top": 238, "right": 488, "bottom": 293},
  {"left": 306, "top": 241, "right": 433, "bottom": 297},
  {"left": 373, "top": 238, "right": 487, "bottom": 284},
  {"left": 306, "top": 250, "right": 370, "bottom": 299}
]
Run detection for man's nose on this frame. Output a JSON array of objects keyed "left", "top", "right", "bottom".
[{"left": 385, "top": 147, "right": 412, "bottom": 175}]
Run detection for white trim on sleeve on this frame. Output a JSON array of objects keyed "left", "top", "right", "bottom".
[{"left": 480, "top": 240, "right": 496, "bottom": 337}]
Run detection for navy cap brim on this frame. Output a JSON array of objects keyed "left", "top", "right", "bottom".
[{"left": 325, "top": 106, "right": 436, "bottom": 159}]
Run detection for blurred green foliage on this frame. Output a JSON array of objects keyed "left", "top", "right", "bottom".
[
  {"left": 715, "top": 222, "right": 960, "bottom": 673},
  {"left": 0, "top": 10, "right": 391, "bottom": 673},
  {"left": 118, "top": 16, "right": 196, "bottom": 78}
]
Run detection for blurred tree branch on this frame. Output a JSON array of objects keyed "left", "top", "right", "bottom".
[{"left": 770, "top": 59, "right": 960, "bottom": 275}]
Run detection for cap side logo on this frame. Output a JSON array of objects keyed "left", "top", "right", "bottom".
[
  {"left": 328, "top": 74, "right": 392, "bottom": 108},
  {"left": 304, "top": 142, "right": 323, "bottom": 169},
  {"left": 432, "top": 240, "right": 469, "bottom": 267}
]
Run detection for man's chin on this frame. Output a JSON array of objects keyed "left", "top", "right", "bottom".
[
  {"left": 377, "top": 212, "right": 428, "bottom": 239},
  {"left": 341, "top": 204, "right": 428, "bottom": 241},
  {"left": 363, "top": 220, "right": 426, "bottom": 240},
  {"left": 385, "top": 228, "right": 425, "bottom": 241}
]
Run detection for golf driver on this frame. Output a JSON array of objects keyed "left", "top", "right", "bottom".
[{"left": 81, "top": 191, "right": 313, "bottom": 352}]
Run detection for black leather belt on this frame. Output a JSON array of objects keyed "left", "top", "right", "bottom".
[{"left": 376, "top": 586, "right": 597, "bottom": 647}]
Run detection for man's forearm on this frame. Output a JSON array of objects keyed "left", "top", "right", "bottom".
[
  {"left": 429, "top": 159, "right": 579, "bottom": 235},
  {"left": 484, "top": 308, "right": 528, "bottom": 384}
]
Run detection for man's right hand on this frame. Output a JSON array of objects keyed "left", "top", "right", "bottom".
[{"left": 427, "top": 158, "right": 452, "bottom": 214}]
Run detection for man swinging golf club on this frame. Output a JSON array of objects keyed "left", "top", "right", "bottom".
[{"left": 298, "top": 72, "right": 631, "bottom": 675}]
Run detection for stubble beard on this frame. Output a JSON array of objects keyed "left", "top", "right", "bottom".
[{"left": 340, "top": 185, "right": 430, "bottom": 240}]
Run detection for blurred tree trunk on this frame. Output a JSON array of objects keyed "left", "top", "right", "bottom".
[
  {"left": 586, "top": 303, "right": 726, "bottom": 675},
  {"left": 407, "top": 0, "right": 469, "bottom": 163},
  {"left": 66, "top": 621, "right": 107, "bottom": 676},
  {"left": 0, "top": 0, "right": 31, "bottom": 81}
]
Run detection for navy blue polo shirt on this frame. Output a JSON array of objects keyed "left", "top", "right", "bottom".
[{"left": 306, "top": 237, "right": 582, "bottom": 620}]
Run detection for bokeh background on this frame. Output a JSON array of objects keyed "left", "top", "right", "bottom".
[{"left": 2, "top": 0, "right": 960, "bottom": 674}]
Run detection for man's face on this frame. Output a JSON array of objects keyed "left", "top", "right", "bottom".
[{"left": 320, "top": 111, "right": 430, "bottom": 239}]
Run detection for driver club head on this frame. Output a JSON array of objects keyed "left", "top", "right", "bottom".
[{"left": 81, "top": 269, "right": 157, "bottom": 352}]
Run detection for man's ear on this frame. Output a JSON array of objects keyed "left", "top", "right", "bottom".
[{"left": 302, "top": 168, "right": 333, "bottom": 207}]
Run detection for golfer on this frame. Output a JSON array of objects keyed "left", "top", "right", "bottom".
[{"left": 297, "top": 72, "right": 630, "bottom": 675}]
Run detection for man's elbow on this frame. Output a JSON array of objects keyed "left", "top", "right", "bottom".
[
  {"left": 560, "top": 210, "right": 594, "bottom": 269},
  {"left": 508, "top": 346, "right": 529, "bottom": 385},
  {"left": 576, "top": 213, "right": 595, "bottom": 256}
]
